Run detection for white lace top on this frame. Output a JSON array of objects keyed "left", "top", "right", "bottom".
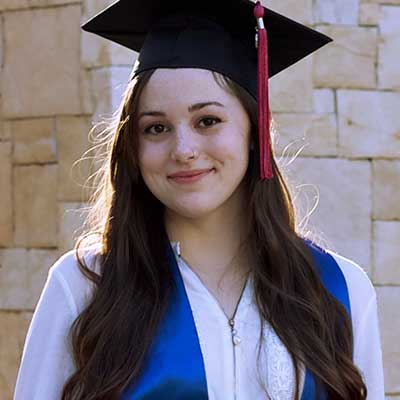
[{"left": 14, "top": 242, "right": 385, "bottom": 400}]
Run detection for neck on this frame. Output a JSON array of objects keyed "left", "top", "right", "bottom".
[{"left": 164, "top": 187, "right": 251, "bottom": 283}]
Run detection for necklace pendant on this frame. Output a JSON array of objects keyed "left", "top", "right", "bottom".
[{"left": 232, "top": 334, "right": 242, "bottom": 346}]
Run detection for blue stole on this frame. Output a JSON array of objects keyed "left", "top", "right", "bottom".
[{"left": 121, "top": 239, "right": 351, "bottom": 399}]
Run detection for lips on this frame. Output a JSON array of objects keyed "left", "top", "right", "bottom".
[{"left": 168, "top": 168, "right": 214, "bottom": 178}]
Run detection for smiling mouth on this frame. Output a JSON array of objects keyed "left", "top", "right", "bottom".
[{"left": 168, "top": 168, "right": 215, "bottom": 184}]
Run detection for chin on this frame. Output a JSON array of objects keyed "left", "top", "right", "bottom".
[{"left": 167, "top": 197, "right": 224, "bottom": 220}]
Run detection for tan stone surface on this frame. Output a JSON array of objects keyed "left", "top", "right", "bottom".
[
  {"left": 14, "top": 165, "right": 58, "bottom": 247},
  {"left": 91, "top": 67, "right": 132, "bottom": 121},
  {"left": 0, "top": 311, "right": 32, "bottom": 400},
  {"left": 274, "top": 113, "right": 337, "bottom": 157},
  {"left": 314, "top": 25, "right": 377, "bottom": 89},
  {"left": 109, "top": 67, "right": 134, "bottom": 113},
  {"left": 284, "top": 157, "right": 372, "bottom": 272},
  {"left": 361, "top": 0, "right": 400, "bottom": 4},
  {"left": 80, "top": 68, "right": 94, "bottom": 115},
  {"left": 0, "top": 122, "right": 12, "bottom": 141},
  {"left": 373, "top": 222, "right": 400, "bottom": 285},
  {"left": 270, "top": 57, "right": 313, "bottom": 113},
  {"left": 26, "top": 249, "right": 60, "bottom": 309},
  {"left": 0, "top": 248, "right": 59, "bottom": 311},
  {"left": 313, "top": 89, "right": 335, "bottom": 114},
  {"left": 378, "top": 6, "right": 400, "bottom": 90},
  {"left": 12, "top": 118, "right": 57, "bottom": 164},
  {"left": 0, "top": 0, "right": 78, "bottom": 10},
  {"left": 262, "top": 0, "right": 313, "bottom": 25},
  {"left": 338, "top": 90, "right": 400, "bottom": 158},
  {"left": 0, "top": 249, "right": 28, "bottom": 309},
  {"left": 376, "top": 287, "right": 400, "bottom": 393},
  {"left": 90, "top": 68, "right": 112, "bottom": 122},
  {"left": 2, "top": 5, "right": 81, "bottom": 117},
  {"left": 359, "top": 3, "right": 380, "bottom": 25},
  {"left": 58, "top": 203, "right": 89, "bottom": 254},
  {"left": 81, "top": 0, "right": 133, "bottom": 68},
  {"left": 0, "top": 142, "right": 13, "bottom": 246},
  {"left": 314, "top": 0, "right": 359, "bottom": 25},
  {"left": 0, "top": 15, "right": 3, "bottom": 68},
  {"left": 81, "top": 25, "right": 133, "bottom": 69},
  {"left": 373, "top": 160, "right": 400, "bottom": 220},
  {"left": 56, "top": 116, "right": 91, "bottom": 202}
]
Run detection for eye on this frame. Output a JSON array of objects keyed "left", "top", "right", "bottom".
[
  {"left": 199, "top": 117, "right": 221, "bottom": 128},
  {"left": 143, "top": 123, "right": 167, "bottom": 135}
]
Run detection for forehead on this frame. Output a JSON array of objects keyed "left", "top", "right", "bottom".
[{"left": 139, "top": 68, "right": 236, "bottom": 109}]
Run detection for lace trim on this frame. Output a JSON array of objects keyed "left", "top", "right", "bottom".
[{"left": 265, "top": 324, "right": 297, "bottom": 400}]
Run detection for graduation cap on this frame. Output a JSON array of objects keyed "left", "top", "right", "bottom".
[{"left": 82, "top": 0, "right": 333, "bottom": 181}]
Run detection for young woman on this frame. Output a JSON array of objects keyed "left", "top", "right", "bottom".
[{"left": 14, "top": 1, "right": 385, "bottom": 399}]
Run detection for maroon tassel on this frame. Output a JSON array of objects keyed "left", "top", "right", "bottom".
[{"left": 254, "top": 1, "right": 273, "bottom": 180}]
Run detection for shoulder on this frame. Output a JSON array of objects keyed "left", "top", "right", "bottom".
[
  {"left": 47, "top": 244, "right": 102, "bottom": 316},
  {"left": 324, "top": 248, "right": 377, "bottom": 337},
  {"left": 304, "top": 239, "right": 376, "bottom": 328},
  {"left": 325, "top": 249, "right": 376, "bottom": 305},
  {"left": 326, "top": 250, "right": 385, "bottom": 396}
]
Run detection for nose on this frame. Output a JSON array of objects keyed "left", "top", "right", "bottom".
[{"left": 170, "top": 125, "right": 200, "bottom": 162}]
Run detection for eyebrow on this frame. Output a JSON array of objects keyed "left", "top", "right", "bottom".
[{"left": 138, "top": 101, "right": 225, "bottom": 119}]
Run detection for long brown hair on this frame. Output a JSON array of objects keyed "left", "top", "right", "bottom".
[{"left": 61, "top": 69, "right": 367, "bottom": 399}]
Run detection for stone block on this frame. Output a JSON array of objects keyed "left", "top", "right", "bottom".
[
  {"left": 81, "top": 0, "right": 133, "bottom": 68},
  {"left": 91, "top": 68, "right": 112, "bottom": 122},
  {"left": 0, "top": 143, "right": 12, "bottom": 246},
  {"left": 81, "top": 27, "right": 133, "bottom": 69},
  {"left": 26, "top": 249, "right": 60, "bottom": 309},
  {"left": 378, "top": 6, "right": 400, "bottom": 90},
  {"left": 261, "top": 0, "right": 313, "bottom": 25},
  {"left": 0, "top": 0, "right": 78, "bottom": 10},
  {"left": 359, "top": 3, "right": 380, "bottom": 25},
  {"left": 373, "top": 222, "right": 400, "bottom": 285},
  {"left": 0, "top": 249, "right": 28, "bottom": 310},
  {"left": 12, "top": 118, "right": 57, "bottom": 164},
  {"left": 110, "top": 67, "right": 133, "bottom": 113},
  {"left": 58, "top": 203, "right": 89, "bottom": 254},
  {"left": 314, "top": 26, "right": 377, "bottom": 89},
  {"left": 373, "top": 160, "right": 400, "bottom": 220},
  {"left": 80, "top": 68, "right": 94, "bottom": 115},
  {"left": 313, "top": 89, "right": 335, "bottom": 114},
  {"left": 270, "top": 57, "right": 313, "bottom": 113},
  {"left": 82, "top": 0, "right": 114, "bottom": 17},
  {"left": 91, "top": 67, "right": 132, "bottom": 122},
  {"left": 109, "top": 42, "right": 137, "bottom": 66},
  {"left": 0, "top": 311, "right": 33, "bottom": 400},
  {"left": 0, "top": 15, "right": 3, "bottom": 68},
  {"left": 284, "top": 157, "right": 372, "bottom": 272},
  {"left": 0, "top": 248, "right": 59, "bottom": 310},
  {"left": 314, "top": 0, "right": 359, "bottom": 25},
  {"left": 2, "top": 6, "right": 81, "bottom": 117},
  {"left": 81, "top": 23, "right": 111, "bottom": 69},
  {"left": 274, "top": 113, "right": 337, "bottom": 157},
  {"left": 376, "top": 287, "right": 400, "bottom": 393},
  {"left": 338, "top": 90, "right": 400, "bottom": 158},
  {"left": 56, "top": 117, "right": 92, "bottom": 202},
  {"left": 14, "top": 165, "right": 58, "bottom": 247},
  {"left": 360, "top": 0, "right": 400, "bottom": 4},
  {"left": 0, "top": 122, "right": 12, "bottom": 141}
]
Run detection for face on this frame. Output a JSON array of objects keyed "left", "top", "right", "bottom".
[{"left": 137, "top": 68, "right": 251, "bottom": 220}]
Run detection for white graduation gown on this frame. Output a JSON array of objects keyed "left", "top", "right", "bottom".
[{"left": 14, "top": 243, "right": 385, "bottom": 400}]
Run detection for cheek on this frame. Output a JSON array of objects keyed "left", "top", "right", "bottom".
[
  {"left": 209, "top": 131, "right": 249, "bottom": 168},
  {"left": 138, "top": 141, "right": 167, "bottom": 175}
]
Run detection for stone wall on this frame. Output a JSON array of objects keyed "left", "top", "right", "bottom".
[{"left": 0, "top": 0, "right": 398, "bottom": 398}]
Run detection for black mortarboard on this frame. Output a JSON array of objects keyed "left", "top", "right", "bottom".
[{"left": 82, "top": 0, "right": 333, "bottom": 180}]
